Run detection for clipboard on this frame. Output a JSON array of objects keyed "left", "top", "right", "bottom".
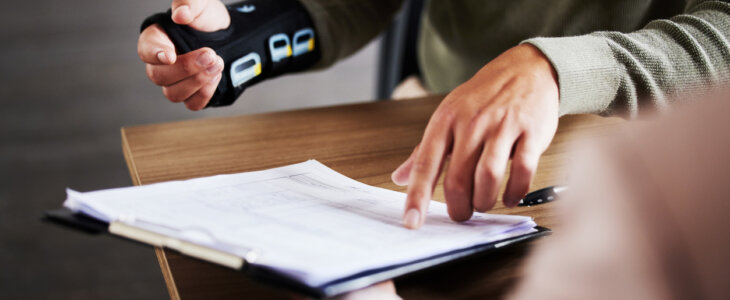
[{"left": 44, "top": 207, "right": 550, "bottom": 298}]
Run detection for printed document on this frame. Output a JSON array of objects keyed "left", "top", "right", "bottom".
[{"left": 64, "top": 160, "right": 536, "bottom": 286}]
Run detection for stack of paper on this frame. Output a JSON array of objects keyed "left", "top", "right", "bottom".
[{"left": 64, "top": 160, "right": 536, "bottom": 287}]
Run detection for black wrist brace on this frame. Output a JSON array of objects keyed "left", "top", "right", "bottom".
[{"left": 141, "top": 0, "right": 320, "bottom": 107}]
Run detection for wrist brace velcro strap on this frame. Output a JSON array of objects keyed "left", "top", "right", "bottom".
[{"left": 141, "top": 0, "right": 320, "bottom": 107}]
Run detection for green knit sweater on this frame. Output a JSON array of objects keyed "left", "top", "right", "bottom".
[{"left": 298, "top": 0, "right": 730, "bottom": 117}]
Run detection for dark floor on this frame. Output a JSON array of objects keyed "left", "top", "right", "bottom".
[{"left": 0, "top": 1, "right": 377, "bottom": 298}]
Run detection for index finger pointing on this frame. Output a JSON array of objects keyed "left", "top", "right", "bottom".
[{"left": 403, "top": 120, "right": 453, "bottom": 229}]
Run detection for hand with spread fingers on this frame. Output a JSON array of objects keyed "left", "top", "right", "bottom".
[
  {"left": 392, "top": 44, "right": 560, "bottom": 229},
  {"left": 137, "top": 0, "right": 229, "bottom": 111}
]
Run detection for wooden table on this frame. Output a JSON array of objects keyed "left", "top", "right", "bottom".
[{"left": 121, "top": 95, "right": 621, "bottom": 299}]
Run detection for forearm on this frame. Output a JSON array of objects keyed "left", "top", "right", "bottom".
[
  {"left": 525, "top": 0, "right": 730, "bottom": 118},
  {"left": 142, "top": 0, "right": 403, "bottom": 108}
]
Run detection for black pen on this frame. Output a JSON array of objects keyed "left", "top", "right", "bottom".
[{"left": 517, "top": 186, "right": 567, "bottom": 206}]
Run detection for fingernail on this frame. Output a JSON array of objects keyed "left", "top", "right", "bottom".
[
  {"left": 391, "top": 172, "right": 404, "bottom": 186},
  {"left": 206, "top": 63, "right": 219, "bottom": 74},
  {"left": 197, "top": 51, "right": 214, "bottom": 67},
  {"left": 156, "top": 51, "right": 168, "bottom": 64},
  {"left": 206, "top": 57, "right": 222, "bottom": 74},
  {"left": 403, "top": 208, "right": 421, "bottom": 229}
]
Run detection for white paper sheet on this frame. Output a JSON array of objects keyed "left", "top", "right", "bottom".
[{"left": 64, "top": 160, "right": 536, "bottom": 286}]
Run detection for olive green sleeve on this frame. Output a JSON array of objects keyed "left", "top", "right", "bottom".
[
  {"left": 525, "top": 0, "right": 730, "bottom": 117},
  {"left": 298, "top": 0, "right": 404, "bottom": 68}
]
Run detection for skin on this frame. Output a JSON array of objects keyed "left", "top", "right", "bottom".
[
  {"left": 138, "top": 1, "right": 560, "bottom": 228},
  {"left": 138, "top": 1, "right": 561, "bottom": 297},
  {"left": 392, "top": 44, "right": 560, "bottom": 229},
  {"left": 137, "top": 0, "right": 230, "bottom": 111}
]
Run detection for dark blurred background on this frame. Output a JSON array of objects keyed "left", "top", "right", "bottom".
[{"left": 0, "top": 0, "right": 379, "bottom": 298}]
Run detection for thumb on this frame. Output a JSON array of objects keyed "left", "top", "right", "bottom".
[
  {"left": 171, "top": 0, "right": 230, "bottom": 32},
  {"left": 138, "top": 24, "right": 177, "bottom": 65}
]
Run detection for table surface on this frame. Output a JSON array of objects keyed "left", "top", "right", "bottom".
[{"left": 121, "top": 95, "right": 621, "bottom": 299}]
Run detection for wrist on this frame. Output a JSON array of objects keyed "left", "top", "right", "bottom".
[
  {"left": 518, "top": 44, "right": 559, "bottom": 98},
  {"left": 508, "top": 44, "right": 559, "bottom": 107},
  {"left": 522, "top": 36, "right": 620, "bottom": 116}
]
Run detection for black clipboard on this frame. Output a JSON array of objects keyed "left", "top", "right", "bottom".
[{"left": 44, "top": 207, "right": 550, "bottom": 298}]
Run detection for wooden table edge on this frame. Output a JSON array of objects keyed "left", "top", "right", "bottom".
[
  {"left": 118, "top": 101, "right": 624, "bottom": 300},
  {"left": 121, "top": 128, "right": 142, "bottom": 186},
  {"left": 121, "top": 127, "right": 182, "bottom": 300}
]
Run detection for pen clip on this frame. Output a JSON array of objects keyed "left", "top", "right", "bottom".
[{"left": 517, "top": 186, "right": 567, "bottom": 207}]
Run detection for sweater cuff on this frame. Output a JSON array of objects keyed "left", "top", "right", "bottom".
[{"left": 523, "top": 35, "right": 620, "bottom": 116}]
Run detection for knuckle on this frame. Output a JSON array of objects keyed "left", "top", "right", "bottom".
[
  {"left": 465, "top": 112, "right": 481, "bottom": 130},
  {"left": 444, "top": 179, "right": 470, "bottom": 201},
  {"left": 444, "top": 173, "right": 470, "bottom": 195},
  {"left": 502, "top": 108, "right": 518, "bottom": 124},
  {"left": 513, "top": 147, "right": 539, "bottom": 169},
  {"left": 181, "top": 58, "right": 198, "bottom": 75},
  {"left": 184, "top": 99, "right": 201, "bottom": 111},
  {"left": 433, "top": 105, "right": 458, "bottom": 123},
  {"left": 162, "top": 87, "right": 184, "bottom": 103},
  {"left": 198, "top": 87, "right": 214, "bottom": 103},
  {"left": 504, "top": 109, "right": 529, "bottom": 129},
  {"left": 466, "top": 112, "right": 489, "bottom": 133},
  {"left": 146, "top": 66, "right": 163, "bottom": 85},
  {"left": 470, "top": 109, "right": 503, "bottom": 132},
  {"left": 490, "top": 108, "right": 508, "bottom": 124},
  {"left": 411, "top": 158, "right": 434, "bottom": 174},
  {"left": 477, "top": 163, "right": 500, "bottom": 183},
  {"left": 194, "top": 71, "right": 211, "bottom": 84}
]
